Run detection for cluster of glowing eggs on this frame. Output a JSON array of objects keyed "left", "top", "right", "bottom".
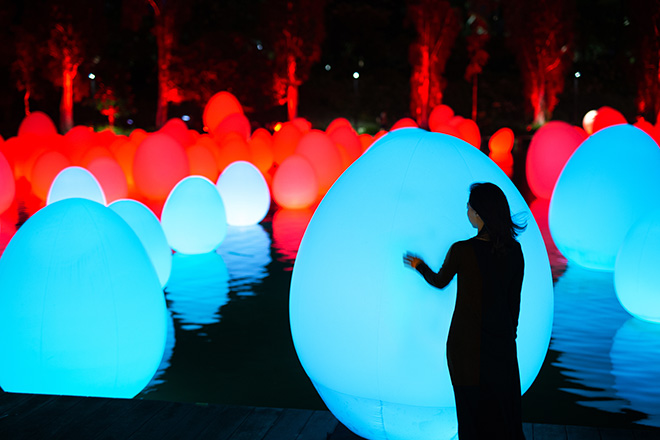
[
  {"left": 203, "top": 91, "right": 244, "bottom": 135},
  {"left": 295, "top": 130, "right": 343, "bottom": 196},
  {"left": 30, "top": 151, "right": 71, "bottom": 200},
  {"left": 0, "top": 151, "right": 15, "bottom": 214},
  {"left": 109, "top": 199, "right": 172, "bottom": 288},
  {"left": 272, "top": 122, "right": 303, "bottom": 165},
  {"left": 216, "top": 161, "right": 270, "bottom": 226},
  {"left": 290, "top": 129, "right": 553, "bottom": 440},
  {"left": 47, "top": 166, "right": 106, "bottom": 206},
  {"left": 0, "top": 198, "right": 166, "bottom": 398},
  {"left": 614, "top": 211, "right": 660, "bottom": 323},
  {"left": 133, "top": 133, "right": 190, "bottom": 201},
  {"left": 549, "top": 124, "right": 660, "bottom": 271},
  {"left": 272, "top": 155, "right": 319, "bottom": 209},
  {"left": 161, "top": 176, "right": 227, "bottom": 254},
  {"left": 526, "top": 121, "right": 586, "bottom": 200}
]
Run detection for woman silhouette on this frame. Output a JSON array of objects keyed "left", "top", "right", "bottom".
[{"left": 404, "top": 182, "right": 526, "bottom": 439}]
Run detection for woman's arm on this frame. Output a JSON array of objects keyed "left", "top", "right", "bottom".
[{"left": 404, "top": 244, "right": 459, "bottom": 289}]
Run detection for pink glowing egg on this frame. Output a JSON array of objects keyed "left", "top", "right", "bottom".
[
  {"left": 203, "top": 91, "right": 243, "bottom": 134},
  {"left": 18, "top": 111, "right": 57, "bottom": 137},
  {"left": 391, "top": 118, "right": 418, "bottom": 130},
  {"left": 273, "top": 122, "right": 303, "bottom": 165},
  {"left": 272, "top": 154, "right": 319, "bottom": 209},
  {"left": 186, "top": 143, "right": 219, "bottom": 182},
  {"left": 359, "top": 133, "right": 374, "bottom": 151},
  {"left": 489, "top": 127, "right": 514, "bottom": 154},
  {"left": 87, "top": 157, "right": 129, "bottom": 203},
  {"left": 0, "top": 151, "right": 15, "bottom": 214},
  {"left": 249, "top": 128, "right": 274, "bottom": 174},
  {"left": 526, "top": 121, "right": 587, "bottom": 200},
  {"left": 592, "top": 106, "right": 627, "bottom": 133},
  {"left": 217, "top": 137, "right": 251, "bottom": 173},
  {"left": 428, "top": 105, "right": 454, "bottom": 132},
  {"left": 212, "top": 112, "right": 251, "bottom": 143},
  {"left": 326, "top": 118, "right": 353, "bottom": 136},
  {"left": 31, "top": 151, "right": 72, "bottom": 201},
  {"left": 295, "top": 130, "right": 343, "bottom": 196},
  {"left": 328, "top": 126, "right": 362, "bottom": 163},
  {"left": 133, "top": 133, "right": 190, "bottom": 201},
  {"left": 292, "top": 118, "right": 313, "bottom": 133},
  {"left": 160, "top": 118, "right": 193, "bottom": 148}
]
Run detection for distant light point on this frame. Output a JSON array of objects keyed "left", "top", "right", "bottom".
[{"left": 353, "top": 72, "right": 360, "bottom": 79}]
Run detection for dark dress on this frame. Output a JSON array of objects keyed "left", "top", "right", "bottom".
[{"left": 415, "top": 232, "right": 525, "bottom": 440}]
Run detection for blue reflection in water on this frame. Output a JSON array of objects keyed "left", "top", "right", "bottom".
[
  {"left": 611, "top": 318, "right": 660, "bottom": 428},
  {"left": 165, "top": 252, "right": 230, "bottom": 331},
  {"left": 216, "top": 225, "right": 271, "bottom": 295}
]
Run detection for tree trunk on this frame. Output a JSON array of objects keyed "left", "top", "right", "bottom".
[
  {"left": 472, "top": 74, "right": 478, "bottom": 122},
  {"left": 416, "top": 44, "right": 430, "bottom": 128},
  {"left": 60, "top": 68, "right": 75, "bottom": 133},
  {"left": 155, "top": 20, "right": 168, "bottom": 128},
  {"left": 23, "top": 90, "right": 31, "bottom": 117},
  {"left": 286, "top": 55, "right": 298, "bottom": 121}
]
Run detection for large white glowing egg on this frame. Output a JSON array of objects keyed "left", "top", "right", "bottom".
[
  {"left": 215, "top": 161, "right": 270, "bottom": 226},
  {"left": 549, "top": 124, "right": 660, "bottom": 271},
  {"left": 109, "top": 199, "right": 172, "bottom": 288},
  {"left": 0, "top": 198, "right": 166, "bottom": 398},
  {"left": 47, "top": 166, "right": 107, "bottom": 205},
  {"left": 290, "top": 128, "right": 553, "bottom": 440},
  {"left": 161, "top": 176, "right": 227, "bottom": 254},
  {"left": 614, "top": 211, "right": 660, "bottom": 323}
]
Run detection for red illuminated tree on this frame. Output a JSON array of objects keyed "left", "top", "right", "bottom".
[
  {"left": 629, "top": 0, "right": 660, "bottom": 123},
  {"left": 12, "top": 30, "right": 39, "bottom": 117},
  {"left": 504, "top": 0, "right": 574, "bottom": 127},
  {"left": 408, "top": 0, "right": 461, "bottom": 129},
  {"left": 464, "top": 2, "right": 492, "bottom": 122},
  {"left": 266, "top": 0, "right": 326, "bottom": 121}
]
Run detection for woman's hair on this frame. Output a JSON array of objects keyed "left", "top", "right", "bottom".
[{"left": 468, "top": 182, "right": 526, "bottom": 251}]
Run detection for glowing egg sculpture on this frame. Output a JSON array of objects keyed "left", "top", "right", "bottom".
[
  {"left": 203, "top": 91, "right": 243, "bottom": 135},
  {"left": 161, "top": 176, "right": 227, "bottom": 254},
  {"left": 273, "top": 122, "right": 303, "bottom": 165},
  {"left": 30, "top": 151, "right": 71, "bottom": 201},
  {"left": 18, "top": 111, "right": 58, "bottom": 137},
  {"left": 216, "top": 161, "right": 270, "bottom": 226},
  {"left": 614, "top": 211, "right": 660, "bottom": 323},
  {"left": 295, "top": 130, "right": 343, "bottom": 196},
  {"left": 109, "top": 199, "right": 172, "bottom": 288},
  {"left": 272, "top": 154, "right": 319, "bottom": 209},
  {"left": 0, "top": 198, "right": 166, "bottom": 398},
  {"left": 428, "top": 104, "right": 454, "bottom": 132},
  {"left": 87, "top": 157, "right": 129, "bottom": 203},
  {"left": 47, "top": 166, "right": 106, "bottom": 206},
  {"left": 488, "top": 127, "right": 515, "bottom": 177},
  {"left": 549, "top": 124, "right": 660, "bottom": 271},
  {"left": 290, "top": 128, "right": 553, "bottom": 440},
  {"left": 526, "top": 121, "right": 586, "bottom": 200},
  {"left": 133, "top": 133, "right": 190, "bottom": 201},
  {"left": 592, "top": 106, "right": 627, "bottom": 133},
  {"left": 0, "top": 151, "right": 15, "bottom": 214},
  {"left": 248, "top": 128, "right": 275, "bottom": 174}
]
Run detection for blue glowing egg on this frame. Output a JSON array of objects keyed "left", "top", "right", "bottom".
[
  {"left": 549, "top": 124, "right": 660, "bottom": 271},
  {"left": 161, "top": 176, "right": 227, "bottom": 254},
  {"left": 290, "top": 128, "right": 553, "bottom": 440},
  {"left": 0, "top": 198, "right": 166, "bottom": 398},
  {"left": 614, "top": 211, "right": 660, "bottom": 322},
  {"left": 47, "top": 166, "right": 106, "bottom": 205},
  {"left": 216, "top": 161, "right": 270, "bottom": 226},
  {"left": 109, "top": 199, "right": 172, "bottom": 288}
]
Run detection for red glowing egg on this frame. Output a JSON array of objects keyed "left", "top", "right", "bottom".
[
  {"left": 87, "top": 156, "right": 128, "bottom": 203},
  {"left": 295, "top": 130, "right": 343, "bottom": 196},
  {"left": 133, "top": 133, "right": 190, "bottom": 201},
  {"left": 328, "top": 126, "right": 362, "bottom": 163},
  {"left": 273, "top": 122, "right": 303, "bottom": 165},
  {"left": 428, "top": 105, "right": 454, "bottom": 132},
  {"left": 31, "top": 151, "right": 71, "bottom": 201},
  {"left": 63, "top": 125, "right": 96, "bottom": 164},
  {"left": 129, "top": 128, "right": 148, "bottom": 146},
  {"left": 633, "top": 117, "right": 660, "bottom": 146},
  {"left": 0, "top": 151, "right": 15, "bottom": 214},
  {"left": 108, "top": 136, "right": 130, "bottom": 156},
  {"left": 81, "top": 146, "right": 113, "bottom": 168},
  {"left": 212, "top": 112, "right": 251, "bottom": 142},
  {"left": 17, "top": 134, "right": 65, "bottom": 181},
  {"left": 374, "top": 130, "right": 388, "bottom": 141},
  {"left": 217, "top": 137, "right": 251, "bottom": 173},
  {"left": 160, "top": 118, "right": 193, "bottom": 148},
  {"left": 95, "top": 129, "right": 119, "bottom": 148},
  {"left": 248, "top": 128, "right": 274, "bottom": 174},
  {"left": 292, "top": 118, "right": 313, "bottom": 134},
  {"left": 488, "top": 127, "right": 514, "bottom": 154},
  {"left": 192, "top": 135, "right": 222, "bottom": 169},
  {"left": 430, "top": 124, "right": 461, "bottom": 138},
  {"left": 525, "top": 121, "right": 586, "bottom": 200},
  {"left": 18, "top": 111, "right": 57, "bottom": 137},
  {"left": 326, "top": 118, "right": 353, "bottom": 136},
  {"left": 336, "top": 144, "right": 352, "bottom": 170},
  {"left": 272, "top": 154, "right": 319, "bottom": 209},
  {"left": 390, "top": 118, "right": 418, "bottom": 131},
  {"left": 186, "top": 143, "right": 219, "bottom": 181},
  {"left": 592, "top": 106, "right": 627, "bottom": 133},
  {"left": 114, "top": 139, "right": 139, "bottom": 191},
  {"left": 203, "top": 91, "right": 243, "bottom": 134},
  {"left": 359, "top": 133, "right": 374, "bottom": 151},
  {"left": 455, "top": 118, "right": 481, "bottom": 149}
]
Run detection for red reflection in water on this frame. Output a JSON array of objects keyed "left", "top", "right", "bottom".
[{"left": 272, "top": 208, "right": 314, "bottom": 270}]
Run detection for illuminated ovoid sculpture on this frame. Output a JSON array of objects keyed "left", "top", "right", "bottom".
[
  {"left": 203, "top": 91, "right": 243, "bottom": 135},
  {"left": 186, "top": 143, "right": 220, "bottom": 182},
  {"left": 165, "top": 252, "right": 229, "bottom": 331},
  {"left": 0, "top": 151, "right": 15, "bottom": 214},
  {"left": 0, "top": 198, "right": 166, "bottom": 398},
  {"left": 217, "top": 136, "right": 251, "bottom": 172},
  {"left": 454, "top": 118, "right": 481, "bottom": 149},
  {"left": 87, "top": 157, "right": 128, "bottom": 203},
  {"left": 295, "top": 130, "right": 343, "bottom": 196},
  {"left": 217, "top": 225, "right": 271, "bottom": 293},
  {"left": 273, "top": 122, "right": 303, "bottom": 165},
  {"left": 63, "top": 125, "right": 96, "bottom": 164},
  {"left": 212, "top": 112, "right": 251, "bottom": 142},
  {"left": 549, "top": 124, "right": 660, "bottom": 271},
  {"left": 326, "top": 117, "right": 353, "bottom": 136},
  {"left": 161, "top": 176, "right": 227, "bottom": 254},
  {"left": 216, "top": 161, "right": 270, "bottom": 226},
  {"left": 592, "top": 106, "right": 627, "bottom": 133},
  {"left": 18, "top": 111, "right": 57, "bottom": 137},
  {"left": 428, "top": 104, "right": 454, "bottom": 132},
  {"left": 160, "top": 118, "right": 193, "bottom": 148},
  {"left": 290, "top": 129, "right": 553, "bottom": 440},
  {"left": 272, "top": 155, "right": 319, "bottom": 209},
  {"left": 109, "top": 199, "right": 172, "bottom": 288},
  {"left": 47, "top": 166, "right": 106, "bottom": 206},
  {"left": 614, "top": 211, "right": 660, "bottom": 323},
  {"left": 328, "top": 126, "right": 362, "bottom": 163},
  {"left": 526, "top": 121, "right": 586, "bottom": 200},
  {"left": 359, "top": 133, "right": 374, "bottom": 151},
  {"left": 249, "top": 128, "right": 274, "bottom": 174},
  {"left": 30, "top": 151, "right": 71, "bottom": 201},
  {"left": 133, "top": 133, "right": 190, "bottom": 201},
  {"left": 390, "top": 118, "right": 418, "bottom": 130},
  {"left": 488, "top": 127, "right": 514, "bottom": 177}
]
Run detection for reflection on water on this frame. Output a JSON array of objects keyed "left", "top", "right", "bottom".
[
  {"left": 271, "top": 208, "right": 313, "bottom": 269},
  {"left": 141, "top": 309, "right": 176, "bottom": 394},
  {"left": 217, "top": 225, "right": 271, "bottom": 295},
  {"left": 164, "top": 252, "right": 230, "bottom": 331}
]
